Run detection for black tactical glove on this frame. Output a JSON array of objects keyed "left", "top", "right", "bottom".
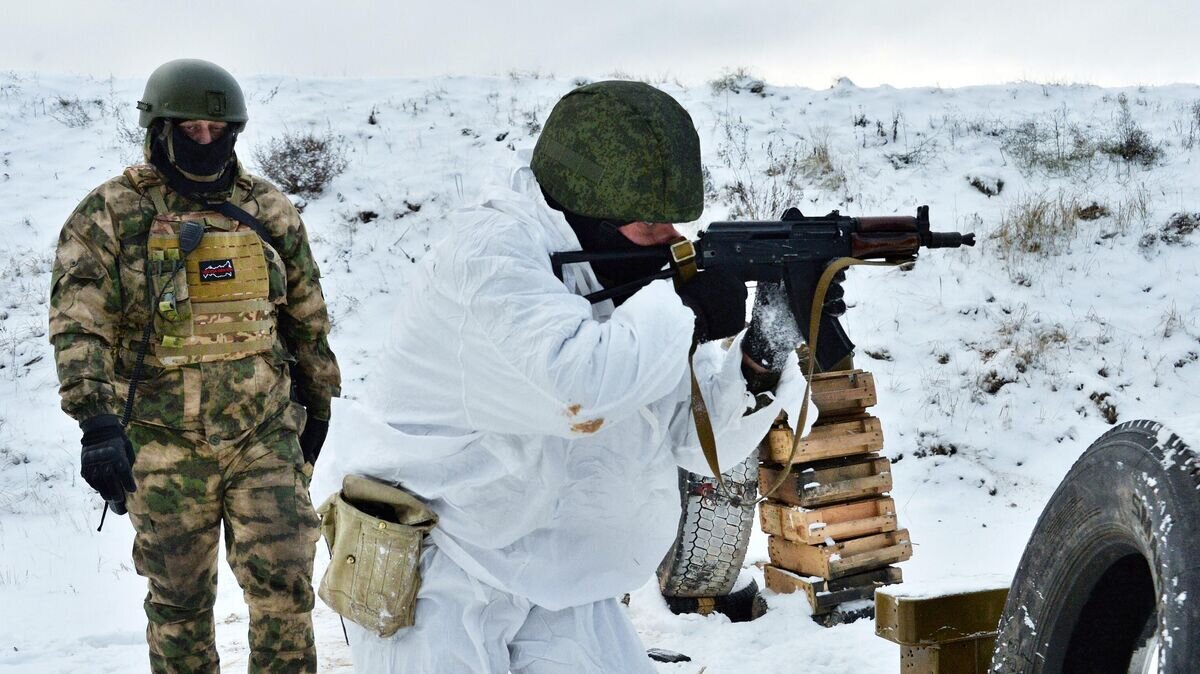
[
  {"left": 80, "top": 415, "right": 137, "bottom": 505},
  {"left": 299, "top": 414, "right": 329, "bottom": 465},
  {"left": 739, "top": 282, "right": 794, "bottom": 394},
  {"left": 743, "top": 266, "right": 850, "bottom": 368},
  {"left": 822, "top": 268, "right": 848, "bottom": 317},
  {"left": 675, "top": 269, "right": 748, "bottom": 343}
]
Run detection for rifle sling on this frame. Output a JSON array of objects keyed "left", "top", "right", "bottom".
[
  {"left": 689, "top": 256, "right": 910, "bottom": 505},
  {"left": 208, "top": 200, "right": 280, "bottom": 252}
]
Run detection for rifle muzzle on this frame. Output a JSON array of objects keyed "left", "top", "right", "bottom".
[{"left": 925, "top": 231, "right": 976, "bottom": 248}]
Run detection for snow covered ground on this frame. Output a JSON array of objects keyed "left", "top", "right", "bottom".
[{"left": 0, "top": 70, "right": 1198, "bottom": 672}]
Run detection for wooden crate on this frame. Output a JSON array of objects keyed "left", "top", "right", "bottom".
[
  {"left": 900, "top": 640, "right": 996, "bottom": 674},
  {"left": 876, "top": 586, "right": 1009, "bottom": 646},
  {"left": 810, "top": 369, "right": 878, "bottom": 418},
  {"left": 759, "top": 454, "right": 893, "bottom": 508},
  {"left": 760, "top": 498, "right": 898, "bottom": 545},
  {"left": 768, "top": 529, "right": 913, "bottom": 579},
  {"left": 877, "top": 585, "right": 1009, "bottom": 673},
  {"left": 763, "top": 416, "right": 884, "bottom": 464},
  {"left": 765, "top": 565, "right": 902, "bottom": 614}
]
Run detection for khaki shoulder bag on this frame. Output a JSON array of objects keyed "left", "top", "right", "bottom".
[{"left": 317, "top": 474, "right": 437, "bottom": 637}]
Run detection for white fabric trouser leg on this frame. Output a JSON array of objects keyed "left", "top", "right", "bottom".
[{"left": 346, "top": 543, "right": 657, "bottom": 674}]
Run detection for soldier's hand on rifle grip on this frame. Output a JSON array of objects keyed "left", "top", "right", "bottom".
[
  {"left": 79, "top": 414, "right": 137, "bottom": 508},
  {"left": 675, "top": 269, "right": 748, "bottom": 344},
  {"left": 741, "top": 281, "right": 797, "bottom": 371},
  {"left": 823, "top": 269, "right": 848, "bottom": 317}
]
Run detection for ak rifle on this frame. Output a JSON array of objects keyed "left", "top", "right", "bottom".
[{"left": 551, "top": 206, "right": 976, "bottom": 371}]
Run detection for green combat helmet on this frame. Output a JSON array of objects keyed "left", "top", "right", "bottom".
[
  {"left": 531, "top": 81, "right": 703, "bottom": 224},
  {"left": 137, "top": 59, "right": 248, "bottom": 129}
]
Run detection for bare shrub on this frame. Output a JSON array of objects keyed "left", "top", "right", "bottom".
[
  {"left": 48, "top": 96, "right": 97, "bottom": 128},
  {"left": 1000, "top": 111, "right": 1098, "bottom": 175},
  {"left": 714, "top": 116, "right": 805, "bottom": 219},
  {"left": 1100, "top": 95, "right": 1161, "bottom": 167},
  {"left": 885, "top": 135, "right": 938, "bottom": 169},
  {"left": 520, "top": 109, "right": 541, "bottom": 136},
  {"left": 1141, "top": 212, "right": 1200, "bottom": 249},
  {"left": 991, "top": 193, "right": 1080, "bottom": 259},
  {"left": 1178, "top": 100, "right": 1200, "bottom": 149},
  {"left": 253, "top": 129, "right": 348, "bottom": 197},
  {"left": 1090, "top": 391, "right": 1119, "bottom": 424},
  {"left": 967, "top": 174, "right": 1004, "bottom": 197},
  {"left": 1076, "top": 202, "right": 1110, "bottom": 221},
  {"left": 709, "top": 67, "right": 767, "bottom": 97}
]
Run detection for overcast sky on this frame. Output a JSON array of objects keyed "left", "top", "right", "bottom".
[{"left": 5, "top": 1, "right": 1198, "bottom": 88}]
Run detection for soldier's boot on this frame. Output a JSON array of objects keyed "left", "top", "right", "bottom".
[{"left": 225, "top": 411, "right": 321, "bottom": 674}]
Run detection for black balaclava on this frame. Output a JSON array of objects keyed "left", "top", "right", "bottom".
[
  {"left": 149, "top": 120, "right": 238, "bottom": 198},
  {"left": 544, "top": 189, "right": 669, "bottom": 305}
]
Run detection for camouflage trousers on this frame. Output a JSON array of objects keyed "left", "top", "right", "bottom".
[{"left": 125, "top": 402, "right": 321, "bottom": 674}]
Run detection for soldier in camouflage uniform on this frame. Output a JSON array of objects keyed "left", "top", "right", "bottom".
[{"left": 49, "top": 59, "right": 340, "bottom": 674}]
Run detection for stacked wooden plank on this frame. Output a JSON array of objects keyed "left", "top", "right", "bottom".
[{"left": 759, "top": 369, "right": 912, "bottom": 624}]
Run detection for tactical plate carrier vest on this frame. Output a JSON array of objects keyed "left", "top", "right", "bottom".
[{"left": 123, "top": 165, "right": 286, "bottom": 367}]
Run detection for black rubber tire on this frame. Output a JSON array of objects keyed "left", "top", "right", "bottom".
[
  {"left": 991, "top": 420, "right": 1200, "bottom": 673},
  {"left": 657, "top": 454, "right": 759, "bottom": 598},
  {"left": 661, "top": 579, "right": 768, "bottom": 623}
]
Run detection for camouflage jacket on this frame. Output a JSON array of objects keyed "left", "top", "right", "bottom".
[{"left": 49, "top": 163, "right": 340, "bottom": 433}]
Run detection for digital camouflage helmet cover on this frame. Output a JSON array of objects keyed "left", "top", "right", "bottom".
[{"left": 531, "top": 81, "right": 703, "bottom": 224}]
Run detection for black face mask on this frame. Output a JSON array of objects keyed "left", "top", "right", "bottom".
[
  {"left": 149, "top": 121, "right": 238, "bottom": 197},
  {"left": 566, "top": 213, "right": 670, "bottom": 286},
  {"left": 544, "top": 191, "right": 670, "bottom": 305}
]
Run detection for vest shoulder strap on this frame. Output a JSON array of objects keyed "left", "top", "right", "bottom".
[{"left": 123, "top": 164, "right": 169, "bottom": 214}]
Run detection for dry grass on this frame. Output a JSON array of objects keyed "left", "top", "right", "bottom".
[
  {"left": 991, "top": 193, "right": 1081, "bottom": 260},
  {"left": 715, "top": 115, "right": 805, "bottom": 219}
]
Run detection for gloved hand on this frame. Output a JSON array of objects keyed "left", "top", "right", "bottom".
[
  {"left": 675, "top": 269, "right": 748, "bottom": 343},
  {"left": 822, "top": 268, "right": 848, "bottom": 317},
  {"left": 80, "top": 414, "right": 137, "bottom": 505},
  {"left": 742, "top": 266, "right": 849, "bottom": 369},
  {"left": 299, "top": 414, "right": 329, "bottom": 465},
  {"left": 742, "top": 281, "right": 799, "bottom": 376}
]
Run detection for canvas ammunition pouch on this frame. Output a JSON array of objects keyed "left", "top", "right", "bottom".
[
  {"left": 317, "top": 475, "right": 437, "bottom": 637},
  {"left": 124, "top": 165, "right": 286, "bottom": 367}
]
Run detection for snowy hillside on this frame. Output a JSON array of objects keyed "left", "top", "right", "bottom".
[{"left": 1, "top": 70, "right": 1198, "bottom": 673}]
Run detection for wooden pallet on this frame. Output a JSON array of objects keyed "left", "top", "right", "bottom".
[
  {"left": 765, "top": 565, "right": 902, "bottom": 614},
  {"left": 763, "top": 416, "right": 884, "bottom": 464},
  {"left": 768, "top": 529, "right": 913, "bottom": 580},
  {"left": 759, "top": 454, "right": 893, "bottom": 508},
  {"left": 760, "top": 497, "right": 898, "bottom": 545}
]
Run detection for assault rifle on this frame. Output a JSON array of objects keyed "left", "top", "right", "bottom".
[{"left": 551, "top": 206, "right": 975, "bottom": 371}]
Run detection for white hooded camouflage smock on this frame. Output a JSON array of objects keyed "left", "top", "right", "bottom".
[{"left": 312, "top": 159, "right": 804, "bottom": 672}]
